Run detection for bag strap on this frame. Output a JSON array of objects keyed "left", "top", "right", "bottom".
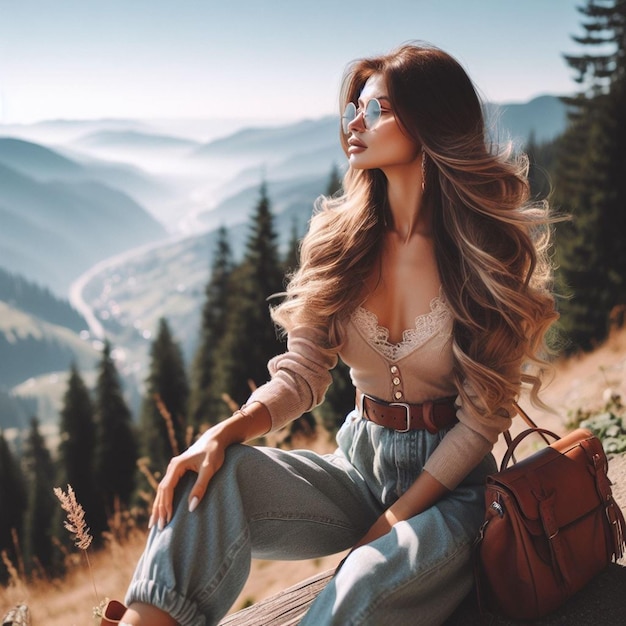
[
  {"left": 500, "top": 427, "right": 561, "bottom": 471},
  {"left": 501, "top": 402, "right": 558, "bottom": 468}
]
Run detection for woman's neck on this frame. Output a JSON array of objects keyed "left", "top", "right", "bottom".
[{"left": 384, "top": 163, "right": 429, "bottom": 242}]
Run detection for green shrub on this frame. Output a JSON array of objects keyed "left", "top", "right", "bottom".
[{"left": 568, "top": 392, "right": 626, "bottom": 456}]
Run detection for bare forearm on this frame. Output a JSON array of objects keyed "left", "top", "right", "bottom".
[
  {"left": 354, "top": 470, "right": 449, "bottom": 548},
  {"left": 212, "top": 401, "right": 272, "bottom": 447}
]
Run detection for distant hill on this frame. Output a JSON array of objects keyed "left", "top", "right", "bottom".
[
  {"left": 0, "top": 137, "right": 178, "bottom": 226},
  {"left": 0, "top": 301, "right": 99, "bottom": 390},
  {"left": 72, "top": 129, "right": 200, "bottom": 150},
  {"left": 0, "top": 267, "right": 87, "bottom": 332},
  {"left": 0, "top": 136, "right": 84, "bottom": 179},
  {"left": 0, "top": 387, "right": 35, "bottom": 430},
  {"left": 0, "top": 118, "right": 149, "bottom": 145},
  {"left": 198, "top": 174, "right": 328, "bottom": 232},
  {"left": 487, "top": 95, "right": 568, "bottom": 144},
  {"left": 192, "top": 117, "right": 340, "bottom": 160},
  {"left": 0, "top": 160, "right": 167, "bottom": 293}
]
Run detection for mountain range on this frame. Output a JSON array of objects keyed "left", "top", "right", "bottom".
[{"left": 0, "top": 138, "right": 168, "bottom": 294}]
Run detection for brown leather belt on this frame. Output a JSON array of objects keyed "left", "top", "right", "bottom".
[{"left": 356, "top": 391, "right": 458, "bottom": 434}]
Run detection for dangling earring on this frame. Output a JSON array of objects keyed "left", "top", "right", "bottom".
[{"left": 421, "top": 150, "right": 427, "bottom": 192}]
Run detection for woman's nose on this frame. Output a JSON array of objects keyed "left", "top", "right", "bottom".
[{"left": 347, "top": 110, "right": 366, "bottom": 132}]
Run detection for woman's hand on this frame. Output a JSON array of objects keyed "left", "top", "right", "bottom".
[
  {"left": 149, "top": 428, "right": 226, "bottom": 530},
  {"left": 353, "top": 509, "right": 399, "bottom": 549},
  {"left": 148, "top": 401, "right": 272, "bottom": 531}
]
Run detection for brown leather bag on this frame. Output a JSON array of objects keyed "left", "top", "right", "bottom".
[{"left": 474, "top": 405, "right": 626, "bottom": 619}]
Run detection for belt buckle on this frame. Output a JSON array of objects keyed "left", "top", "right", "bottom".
[{"left": 389, "top": 401, "right": 411, "bottom": 433}]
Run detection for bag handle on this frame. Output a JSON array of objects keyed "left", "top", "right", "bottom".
[
  {"left": 504, "top": 401, "right": 560, "bottom": 467},
  {"left": 500, "top": 427, "right": 561, "bottom": 471}
]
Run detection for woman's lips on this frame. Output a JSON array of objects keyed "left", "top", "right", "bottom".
[{"left": 348, "top": 137, "right": 367, "bottom": 153}]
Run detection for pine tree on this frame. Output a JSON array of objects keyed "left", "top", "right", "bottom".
[
  {"left": 283, "top": 218, "right": 301, "bottom": 276},
  {"left": 57, "top": 363, "right": 107, "bottom": 541},
  {"left": 315, "top": 359, "right": 355, "bottom": 435},
  {"left": 299, "top": 164, "right": 354, "bottom": 435},
  {"left": 525, "top": 132, "right": 558, "bottom": 202},
  {"left": 0, "top": 430, "right": 27, "bottom": 584},
  {"left": 139, "top": 318, "right": 189, "bottom": 475},
  {"left": 93, "top": 341, "right": 138, "bottom": 515},
  {"left": 189, "top": 227, "right": 234, "bottom": 428},
  {"left": 326, "top": 162, "right": 343, "bottom": 196},
  {"left": 211, "top": 182, "right": 285, "bottom": 415},
  {"left": 21, "top": 417, "right": 56, "bottom": 576},
  {"left": 554, "top": 0, "right": 626, "bottom": 350}
]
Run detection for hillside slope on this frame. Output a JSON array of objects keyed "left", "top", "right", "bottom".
[
  {"left": 0, "top": 301, "right": 99, "bottom": 392},
  {"left": 0, "top": 160, "right": 167, "bottom": 293}
]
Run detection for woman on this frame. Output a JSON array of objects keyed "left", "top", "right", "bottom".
[{"left": 118, "top": 42, "right": 557, "bottom": 625}]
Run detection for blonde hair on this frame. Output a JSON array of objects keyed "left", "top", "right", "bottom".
[{"left": 272, "top": 43, "right": 558, "bottom": 419}]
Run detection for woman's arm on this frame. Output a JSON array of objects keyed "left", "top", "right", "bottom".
[
  {"left": 150, "top": 401, "right": 271, "bottom": 530},
  {"left": 352, "top": 470, "right": 449, "bottom": 548}
]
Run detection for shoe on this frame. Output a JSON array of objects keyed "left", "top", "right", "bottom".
[
  {"left": 2, "top": 604, "right": 30, "bottom": 626},
  {"left": 100, "top": 600, "right": 127, "bottom": 625}
]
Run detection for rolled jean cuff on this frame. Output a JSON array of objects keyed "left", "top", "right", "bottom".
[{"left": 125, "top": 580, "right": 205, "bottom": 626}]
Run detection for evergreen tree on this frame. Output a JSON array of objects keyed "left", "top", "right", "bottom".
[
  {"left": 93, "top": 341, "right": 138, "bottom": 515},
  {"left": 56, "top": 363, "right": 106, "bottom": 541},
  {"left": 283, "top": 218, "right": 301, "bottom": 276},
  {"left": 139, "top": 318, "right": 189, "bottom": 474},
  {"left": 316, "top": 359, "right": 355, "bottom": 436},
  {"left": 21, "top": 418, "right": 56, "bottom": 577},
  {"left": 326, "top": 162, "right": 343, "bottom": 196},
  {"left": 525, "top": 132, "right": 558, "bottom": 202},
  {"left": 0, "top": 430, "right": 27, "bottom": 584},
  {"left": 211, "top": 182, "right": 285, "bottom": 416},
  {"left": 189, "top": 227, "right": 234, "bottom": 428},
  {"left": 554, "top": 0, "right": 626, "bottom": 350},
  {"left": 299, "top": 163, "right": 355, "bottom": 435}
]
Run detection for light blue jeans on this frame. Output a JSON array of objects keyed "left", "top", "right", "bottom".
[{"left": 125, "top": 412, "right": 495, "bottom": 625}]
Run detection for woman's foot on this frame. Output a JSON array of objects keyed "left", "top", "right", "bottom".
[
  {"left": 100, "top": 600, "right": 127, "bottom": 625},
  {"left": 2, "top": 603, "right": 30, "bottom": 626}
]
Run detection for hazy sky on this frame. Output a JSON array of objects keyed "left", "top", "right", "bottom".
[{"left": 0, "top": 0, "right": 585, "bottom": 124}]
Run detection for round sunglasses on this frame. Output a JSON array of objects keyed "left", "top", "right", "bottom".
[{"left": 341, "top": 98, "right": 382, "bottom": 134}]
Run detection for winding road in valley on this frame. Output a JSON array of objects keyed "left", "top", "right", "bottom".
[{"left": 68, "top": 235, "right": 178, "bottom": 341}]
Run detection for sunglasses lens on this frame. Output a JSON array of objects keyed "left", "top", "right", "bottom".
[
  {"left": 364, "top": 99, "right": 381, "bottom": 130},
  {"left": 342, "top": 102, "right": 356, "bottom": 134}
]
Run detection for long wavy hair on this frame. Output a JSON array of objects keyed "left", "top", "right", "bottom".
[{"left": 272, "top": 42, "right": 558, "bottom": 419}]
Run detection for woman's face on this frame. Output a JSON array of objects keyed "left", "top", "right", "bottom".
[{"left": 345, "top": 73, "right": 420, "bottom": 173}]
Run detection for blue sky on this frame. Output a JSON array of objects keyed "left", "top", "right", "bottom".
[{"left": 0, "top": 0, "right": 585, "bottom": 124}]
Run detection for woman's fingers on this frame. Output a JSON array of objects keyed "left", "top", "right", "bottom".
[
  {"left": 150, "top": 453, "right": 198, "bottom": 529},
  {"left": 148, "top": 437, "right": 227, "bottom": 529},
  {"left": 187, "top": 443, "right": 226, "bottom": 512}
]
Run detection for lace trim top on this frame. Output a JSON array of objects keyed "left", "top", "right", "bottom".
[{"left": 351, "top": 289, "right": 452, "bottom": 361}]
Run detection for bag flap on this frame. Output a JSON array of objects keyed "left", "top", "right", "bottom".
[{"left": 488, "top": 428, "right": 605, "bottom": 525}]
